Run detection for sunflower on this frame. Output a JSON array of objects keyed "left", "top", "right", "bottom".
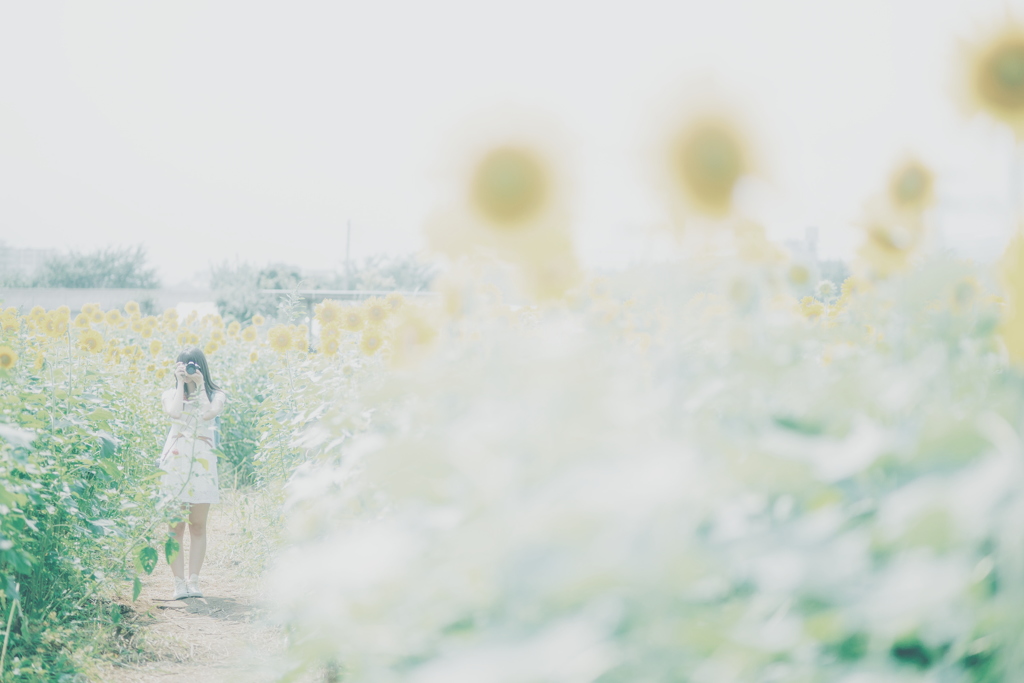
[
  {"left": 0, "top": 315, "right": 19, "bottom": 332},
  {"left": 0, "top": 346, "right": 17, "bottom": 370},
  {"left": 73, "top": 313, "right": 91, "bottom": 329},
  {"left": 227, "top": 321, "right": 241, "bottom": 337},
  {"left": 29, "top": 306, "right": 46, "bottom": 319},
  {"left": 105, "top": 309, "right": 124, "bottom": 326},
  {"left": 130, "top": 319, "right": 143, "bottom": 333},
  {"left": 241, "top": 326, "right": 258, "bottom": 343},
  {"left": 89, "top": 308, "right": 104, "bottom": 324},
  {"left": 177, "top": 330, "right": 191, "bottom": 347},
  {"left": 78, "top": 330, "right": 104, "bottom": 354},
  {"left": 385, "top": 292, "right": 405, "bottom": 312},
  {"left": 363, "top": 298, "right": 389, "bottom": 326},
  {"left": 800, "top": 296, "right": 825, "bottom": 320},
  {"left": 210, "top": 329, "right": 225, "bottom": 343},
  {"left": 162, "top": 307, "right": 179, "bottom": 321},
  {"left": 150, "top": 339, "right": 163, "bottom": 357},
  {"left": 668, "top": 114, "right": 749, "bottom": 218},
  {"left": 359, "top": 330, "right": 384, "bottom": 356},
  {"left": 124, "top": 300, "right": 140, "bottom": 316},
  {"left": 80, "top": 303, "right": 96, "bottom": 316},
  {"left": 249, "top": 350, "right": 259, "bottom": 363},
  {"left": 315, "top": 299, "right": 344, "bottom": 327},
  {"left": 54, "top": 305, "right": 70, "bottom": 322},
  {"left": 888, "top": 158, "right": 934, "bottom": 213},
  {"left": 320, "top": 337, "right": 340, "bottom": 357},
  {"left": 252, "top": 314, "right": 265, "bottom": 327},
  {"left": 204, "top": 341, "right": 219, "bottom": 355},
  {"left": 340, "top": 309, "right": 365, "bottom": 332},
  {"left": 268, "top": 325, "right": 293, "bottom": 353},
  {"left": 43, "top": 314, "right": 68, "bottom": 338},
  {"left": 962, "top": 24, "right": 1024, "bottom": 136}
]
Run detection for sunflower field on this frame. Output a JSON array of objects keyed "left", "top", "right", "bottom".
[
  {"left": 7, "top": 12, "right": 1024, "bottom": 683},
  {"left": 0, "top": 292, "right": 414, "bottom": 680}
]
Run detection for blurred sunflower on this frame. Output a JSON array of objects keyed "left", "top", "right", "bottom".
[
  {"left": 78, "top": 330, "right": 104, "bottom": 354},
  {"left": 961, "top": 23, "right": 1024, "bottom": 137},
  {"left": 340, "top": 309, "right": 365, "bottom": 332},
  {"left": 124, "top": 301, "right": 140, "bottom": 316},
  {"left": 999, "top": 233, "right": 1024, "bottom": 364},
  {"left": 857, "top": 203, "right": 924, "bottom": 276},
  {"left": 73, "top": 313, "right": 91, "bottom": 329},
  {"left": 389, "top": 310, "right": 438, "bottom": 367},
  {"left": 800, "top": 296, "right": 825, "bottom": 320},
  {"left": 103, "top": 309, "right": 122, "bottom": 326},
  {"left": 227, "top": 321, "right": 241, "bottom": 337},
  {"left": 54, "top": 305, "right": 70, "bottom": 322},
  {"left": 210, "top": 329, "right": 225, "bottom": 344},
  {"left": 89, "top": 307, "right": 104, "bottom": 324},
  {"left": 204, "top": 341, "right": 219, "bottom": 355},
  {"left": 176, "top": 330, "right": 190, "bottom": 347},
  {"left": 315, "top": 300, "right": 344, "bottom": 327},
  {"left": 385, "top": 292, "right": 405, "bottom": 312},
  {"left": 363, "top": 298, "right": 389, "bottom": 326},
  {"left": 252, "top": 314, "right": 265, "bottom": 327},
  {"left": 249, "top": 350, "right": 259, "bottom": 363},
  {"left": 667, "top": 114, "right": 750, "bottom": 218},
  {"left": 130, "top": 319, "right": 143, "bottom": 333},
  {"left": 471, "top": 146, "right": 549, "bottom": 228},
  {"left": 268, "top": 325, "right": 293, "bottom": 353},
  {"left": 0, "top": 346, "right": 16, "bottom": 370},
  {"left": 29, "top": 306, "right": 45, "bottom": 319},
  {"left": 888, "top": 158, "right": 934, "bottom": 213},
  {"left": 241, "top": 326, "right": 258, "bottom": 343},
  {"left": 150, "top": 339, "right": 163, "bottom": 357}
]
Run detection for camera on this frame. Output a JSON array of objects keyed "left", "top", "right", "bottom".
[{"left": 185, "top": 361, "right": 198, "bottom": 376}]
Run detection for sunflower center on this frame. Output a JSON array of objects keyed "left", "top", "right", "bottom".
[
  {"left": 471, "top": 148, "right": 547, "bottom": 227},
  {"left": 983, "top": 42, "right": 1024, "bottom": 107},
  {"left": 675, "top": 122, "right": 745, "bottom": 213}
]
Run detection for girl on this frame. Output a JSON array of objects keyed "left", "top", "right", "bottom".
[{"left": 158, "top": 347, "right": 227, "bottom": 600}]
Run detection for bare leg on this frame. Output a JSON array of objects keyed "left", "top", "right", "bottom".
[
  {"left": 169, "top": 520, "right": 186, "bottom": 579},
  {"left": 188, "top": 503, "right": 211, "bottom": 577}
]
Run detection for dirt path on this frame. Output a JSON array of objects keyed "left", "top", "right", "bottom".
[{"left": 95, "top": 492, "right": 319, "bottom": 683}]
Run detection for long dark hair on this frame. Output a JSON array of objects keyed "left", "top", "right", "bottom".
[{"left": 176, "top": 347, "right": 221, "bottom": 402}]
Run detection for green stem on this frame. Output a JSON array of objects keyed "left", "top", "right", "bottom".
[{"left": 0, "top": 597, "right": 19, "bottom": 677}]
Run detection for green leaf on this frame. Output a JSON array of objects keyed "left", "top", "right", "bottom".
[
  {"left": 132, "top": 577, "right": 142, "bottom": 602},
  {"left": 86, "top": 408, "right": 115, "bottom": 423},
  {"left": 138, "top": 546, "right": 158, "bottom": 575},
  {"left": 165, "top": 537, "right": 180, "bottom": 565}
]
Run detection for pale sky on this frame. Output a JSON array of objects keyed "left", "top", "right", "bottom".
[{"left": 0, "top": 0, "right": 1021, "bottom": 284}]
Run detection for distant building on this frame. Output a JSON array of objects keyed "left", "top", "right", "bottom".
[{"left": 0, "top": 242, "right": 57, "bottom": 280}]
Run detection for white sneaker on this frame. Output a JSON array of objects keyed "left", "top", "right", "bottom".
[
  {"left": 172, "top": 577, "right": 189, "bottom": 600},
  {"left": 187, "top": 574, "right": 203, "bottom": 598}
]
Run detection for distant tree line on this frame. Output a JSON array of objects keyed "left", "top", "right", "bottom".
[
  {"left": 211, "top": 253, "right": 438, "bottom": 322},
  {"left": 1, "top": 245, "right": 161, "bottom": 288}
]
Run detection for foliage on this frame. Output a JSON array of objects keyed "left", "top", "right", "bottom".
[
  {"left": 209, "top": 260, "right": 283, "bottom": 324},
  {"left": 267, "top": 253, "right": 1024, "bottom": 682},
  {"left": 32, "top": 246, "right": 160, "bottom": 289},
  {"left": 344, "top": 253, "right": 438, "bottom": 292}
]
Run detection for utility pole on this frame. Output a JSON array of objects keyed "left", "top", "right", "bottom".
[{"left": 345, "top": 220, "right": 352, "bottom": 291}]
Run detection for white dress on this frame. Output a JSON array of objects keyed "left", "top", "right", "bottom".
[{"left": 158, "top": 389, "right": 225, "bottom": 504}]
